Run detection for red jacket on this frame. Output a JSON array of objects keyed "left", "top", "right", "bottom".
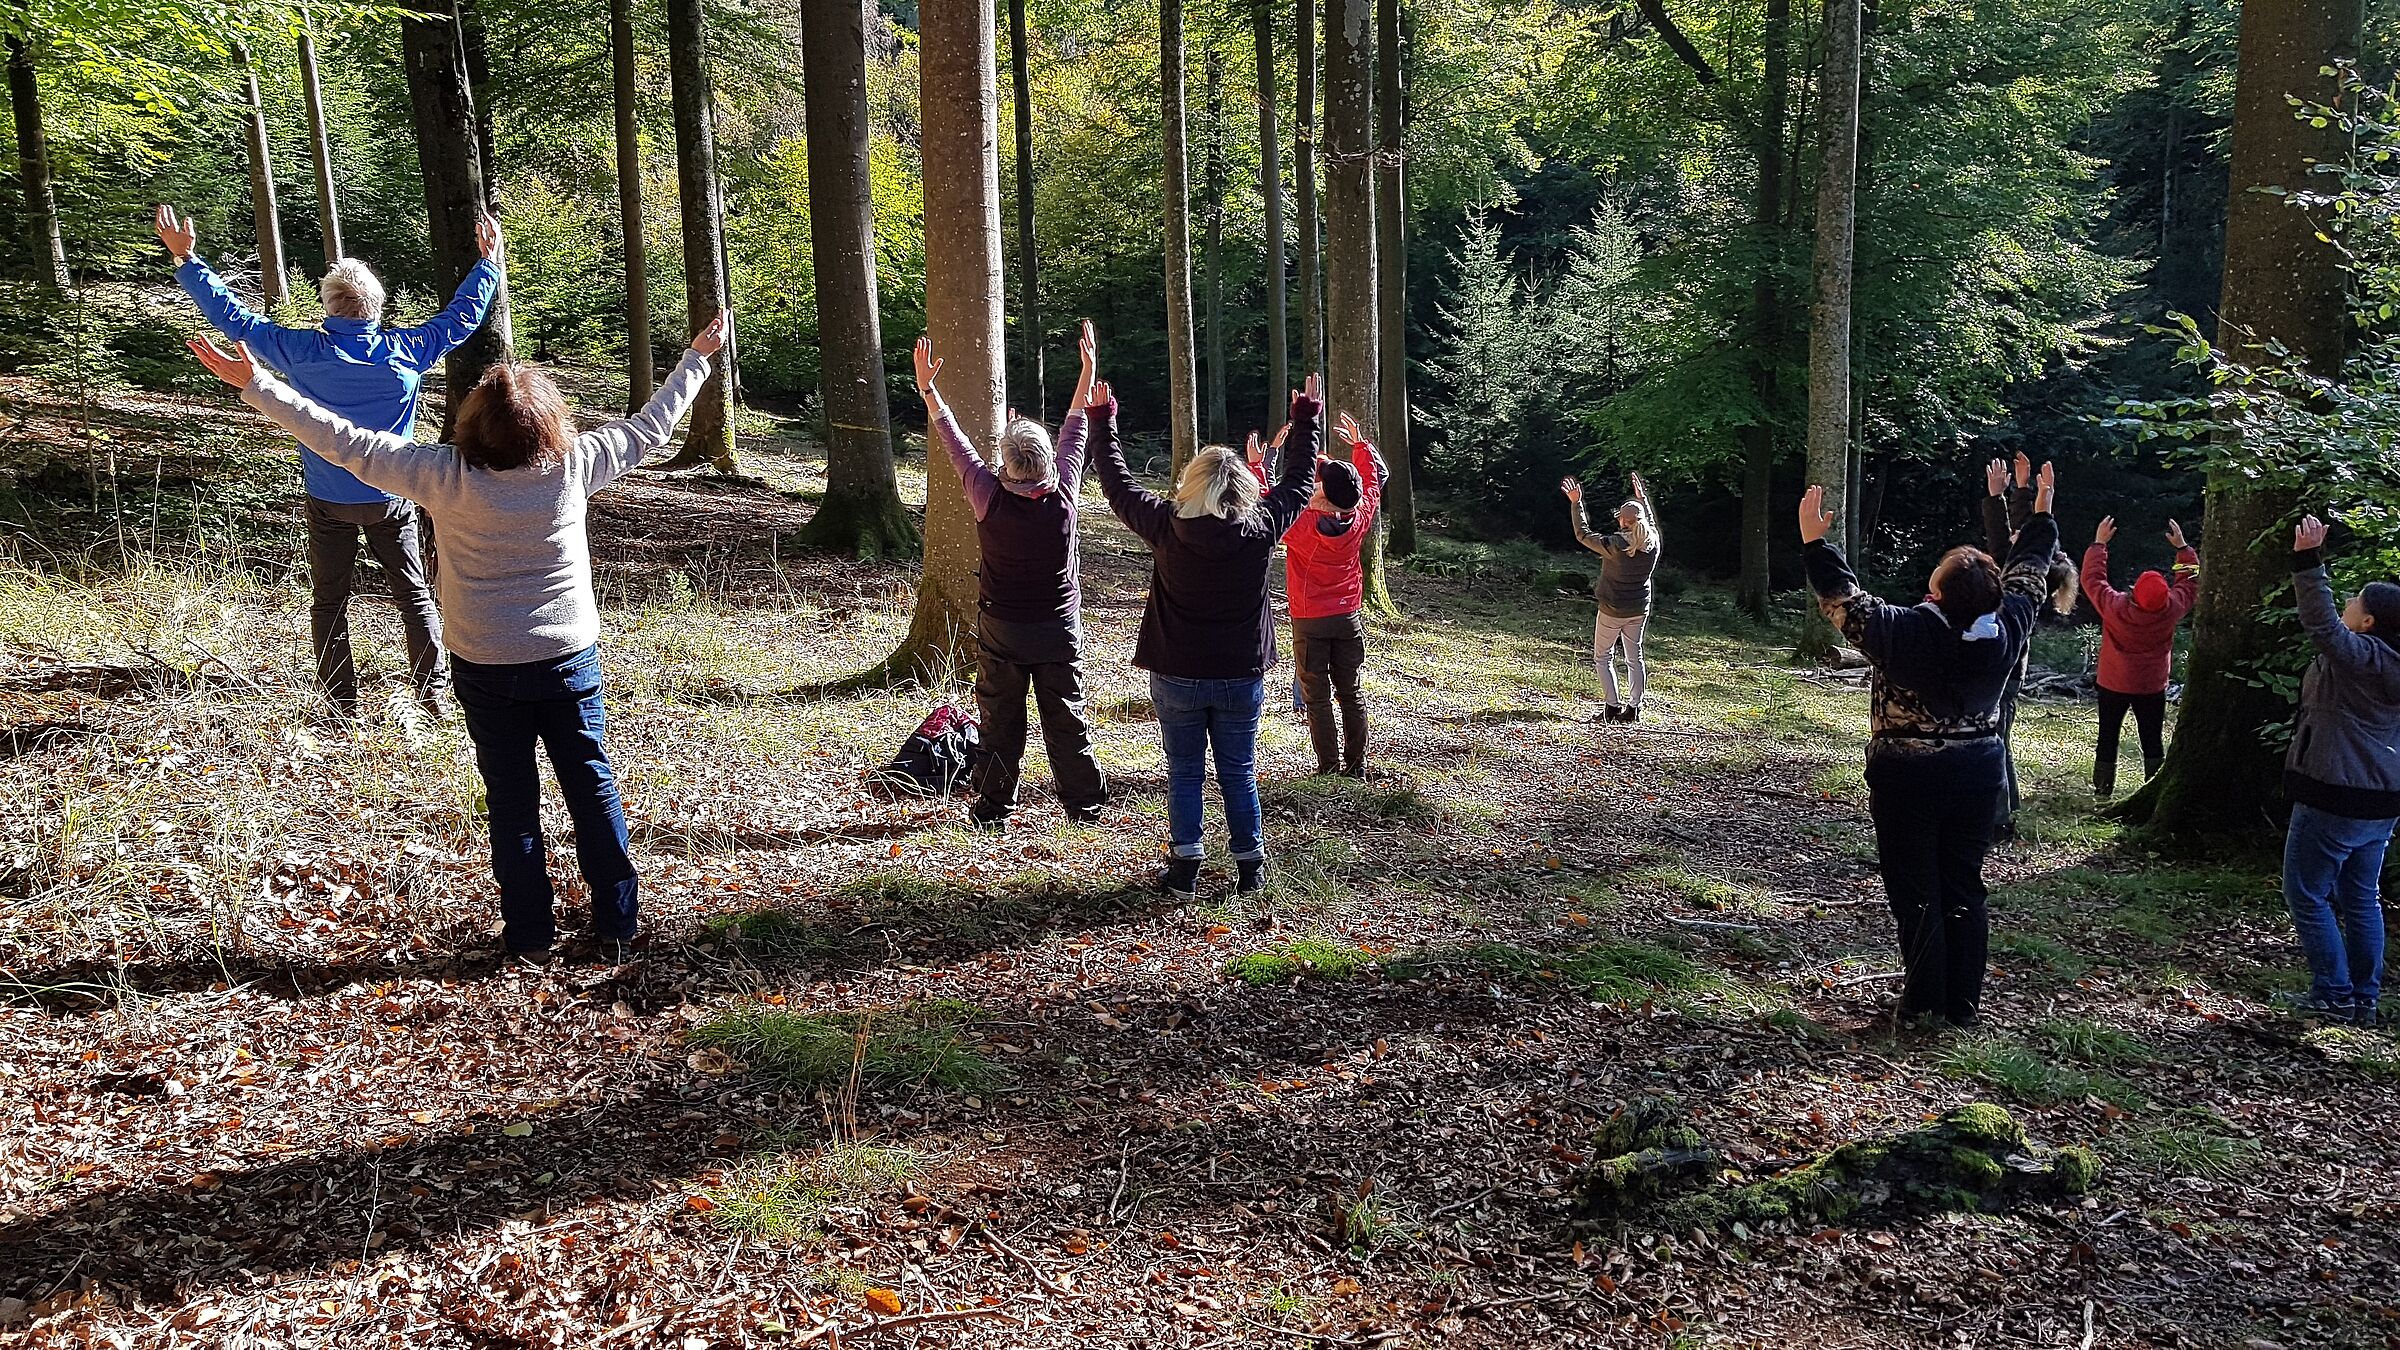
[
  {"left": 2081, "top": 542, "right": 2199, "bottom": 695},
  {"left": 1251, "top": 434, "right": 1387, "bottom": 621}
]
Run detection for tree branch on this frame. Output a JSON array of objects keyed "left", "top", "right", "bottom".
[{"left": 1635, "top": 0, "right": 1721, "bottom": 84}]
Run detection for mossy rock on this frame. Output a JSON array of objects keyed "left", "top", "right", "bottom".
[{"left": 1582, "top": 1097, "right": 1722, "bottom": 1211}]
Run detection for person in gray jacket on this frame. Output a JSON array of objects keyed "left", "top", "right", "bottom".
[
  {"left": 2281, "top": 514, "right": 2400, "bottom": 1028},
  {"left": 183, "top": 314, "right": 730, "bottom": 961},
  {"left": 1563, "top": 471, "right": 1661, "bottom": 722}
]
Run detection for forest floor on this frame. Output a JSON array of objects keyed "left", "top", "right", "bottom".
[{"left": 0, "top": 373, "right": 2396, "bottom": 1349}]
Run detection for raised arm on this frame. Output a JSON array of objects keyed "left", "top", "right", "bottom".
[
  {"left": 915, "top": 335, "right": 1000, "bottom": 520},
  {"left": 2293, "top": 516, "right": 2384, "bottom": 673},
  {"left": 1352, "top": 429, "right": 1388, "bottom": 531},
  {"left": 2000, "top": 463, "right": 2060, "bottom": 606},
  {"left": 581, "top": 341, "right": 719, "bottom": 488},
  {"left": 161, "top": 205, "right": 305, "bottom": 372},
  {"left": 2080, "top": 516, "right": 2122, "bottom": 614},
  {"left": 1056, "top": 320, "right": 1101, "bottom": 494},
  {"left": 1261, "top": 379, "right": 1326, "bottom": 535},
  {"left": 2165, "top": 520, "right": 2200, "bottom": 618},
  {"left": 188, "top": 338, "right": 448, "bottom": 499},
  {"left": 1799, "top": 485, "right": 1898, "bottom": 664},
  {"left": 1088, "top": 388, "right": 1173, "bottom": 546},
  {"left": 1561, "top": 478, "right": 1617, "bottom": 558}
]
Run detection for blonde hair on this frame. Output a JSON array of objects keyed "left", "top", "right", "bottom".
[
  {"left": 1174, "top": 445, "right": 1262, "bottom": 520},
  {"left": 996, "top": 417, "right": 1057, "bottom": 489},
  {"left": 1617, "top": 498, "right": 1659, "bottom": 554},
  {"left": 319, "top": 258, "right": 386, "bottom": 322}
]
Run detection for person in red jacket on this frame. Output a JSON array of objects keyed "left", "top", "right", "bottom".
[
  {"left": 1279, "top": 412, "right": 1387, "bottom": 776},
  {"left": 2081, "top": 516, "right": 2200, "bottom": 797}
]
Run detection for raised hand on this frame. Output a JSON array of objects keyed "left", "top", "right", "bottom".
[
  {"left": 1798, "top": 485, "right": 1835, "bottom": 546},
  {"left": 691, "top": 311, "right": 731, "bottom": 357},
  {"left": 1271, "top": 421, "right": 1291, "bottom": 450},
  {"left": 2034, "top": 461, "right": 2056, "bottom": 516},
  {"left": 2094, "top": 516, "right": 2116, "bottom": 545},
  {"left": 2296, "top": 515, "right": 2329, "bottom": 552},
  {"left": 1088, "top": 380, "right": 1111, "bottom": 410},
  {"left": 912, "top": 336, "right": 943, "bottom": 405},
  {"left": 186, "top": 336, "right": 257, "bottom": 387},
  {"left": 1073, "top": 319, "right": 1099, "bottom": 408},
  {"left": 154, "top": 204, "right": 196, "bottom": 263},
  {"left": 1299, "top": 372, "right": 1322, "bottom": 408},
  {"left": 2165, "top": 518, "right": 2187, "bottom": 549},
  {"left": 1561, "top": 476, "right": 1583, "bottom": 502},
  {"left": 1336, "top": 412, "right": 1364, "bottom": 446},
  {"left": 1245, "top": 431, "right": 1264, "bottom": 467},
  {"left": 2014, "top": 451, "right": 2032, "bottom": 490},
  {"left": 1986, "top": 458, "right": 2007, "bottom": 498},
  {"left": 1629, "top": 470, "right": 1649, "bottom": 502},
  {"left": 475, "top": 212, "right": 504, "bottom": 263}
]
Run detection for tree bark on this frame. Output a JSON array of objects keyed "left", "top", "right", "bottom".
[
  {"left": 1203, "top": 45, "right": 1228, "bottom": 445},
  {"left": 1161, "top": 0, "right": 1200, "bottom": 474},
  {"left": 794, "top": 0, "right": 918, "bottom": 560},
  {"left": 887, "top": 0, "right": 1004, "bottom": 680},
  {"left": 399, "top": 0, "right": 512, "bottom": 437},
  {"left": 1735, "top": 0, "right": 1791, "bottom": 618},
  {"left": 1326, "top": 0, "right": 1385, "bottom": 609},
  {"left": 1008, "top": 0, "right": 1044, "bottom": 419},
  {"left": 1295, "top": 0, "right": 1322, "bottom": 385},
  {"left": 4, "top": 38, "right": 65, "bottom": 290},
  {"left": 2130, "top": 0, "right": 2364, "bottom": 839},
  {"left": 460, "top": 0, "right": 500, "bottom": 211},
  {"left": 1255, "top": 0, "right": 1289, "bottom": 420},
  {"left": 1804, "top": 0, "right": 1861, "bottom": 526},
  {"left": 661, "top": 0, "right": 738, "bottom": 471},
  {"left": 610, "top": 0, "right": 654, "bottom": 412},
  {"left": 233, "top": 41, "right": 288, "bottom": 309},
  {"left": 1374, "top": 0, "right": 1412, "bottom": 558},
  {"left": 297, "top": 15, "right": 343, "bottom": 263}
]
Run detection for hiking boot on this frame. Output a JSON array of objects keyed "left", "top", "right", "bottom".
[
  {"left": 1063, "top": 802, "right": 1105, "bottom": 825},
  {"left": 1237, "top": 859, "right": 1267, "bottom": 895},
  {"left": 1622, "top": 705, "right": 1642, "bottom": 723},
  {"left": 968, "top": 807, "right": 1009, "bottom": 833},
  {"left": 1158, "top": 857, "right": 1202, "bottom": 899},
  {"left": 2356, "top": 1000, "right": 2383, "bottom": 1031},
  {"left": 2278, "top": 992, "right": 2353, "bottom": 1022},
  {"left": 1602, "top": 704, "right": 1625, "bottom": 723}
]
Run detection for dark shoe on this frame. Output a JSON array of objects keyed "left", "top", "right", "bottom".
[
  {"left": 2356, "top": 1001, "right": 2383, "bottom": 1030},
  {"left": 1622, "top": 705, "right": 1642, "bottom": 723},
  {"left": 1063, "top": 802, "right": 1104, "bottom": 825},
  {"left": 1339, "top": 764, "right": 1365, "bottom": 780},
  {"left": 2280, "top": 992, "right": 2353, "bottom": 1021},
  {"left": 968, "top": 807, "right": 1009, "bottom": 832},
  {"left": 2093, "top": 780, "right": 2115, "bottom": 800},
  {"left": 1158, "top": 857, "right": 1202, "bottom": 899},
  {"left": 1602, "top": 704, "right": 1625, "bottom": 723},
  {"left": 1237, "top": 859, "right": 1266, "bottom": 894}
]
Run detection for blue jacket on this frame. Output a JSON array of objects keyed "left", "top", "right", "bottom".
[{"left": 176, "top": 256, "right": 501, "bottom": 504}]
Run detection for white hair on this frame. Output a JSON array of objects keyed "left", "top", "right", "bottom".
[
  {"left": 1618, "top": 498, "right": 1659, "bottom": 554},
  {"left": 996, "top": 417, "right": 1057, "bottom": 490},
  {"left": 320, "top": 258, "right": 386, "bottom": 322},
  {"left": 1174, "top": 445, "right": 1261, "bottom": 520}
]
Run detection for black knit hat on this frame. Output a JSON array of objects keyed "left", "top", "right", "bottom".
[
  {"left": 2365, "top": 581, "right": 2400, "bottom": 644},
  {"left": 1318, "top": 459, "right": 1362, "bottom": 512}
]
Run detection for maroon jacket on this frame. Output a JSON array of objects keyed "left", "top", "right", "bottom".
[{"left": 2081, "top": 542, "right": 2199, "bottom": 695}]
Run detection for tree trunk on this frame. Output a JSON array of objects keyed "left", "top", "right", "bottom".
[
  {"left": 1295, "top": 0, "right": 1323, "bottom": 384},
  {"left": 661, "top": 0, "right": 738, "bottom": 472},
  {"left": 1735, "top": 0, "right": 1792, "bottom": 618},
  {"left": 399, "top": 0, "right": 512, "bottom": 437},
  {"left": 1326, "top": 0, "right": 1385, "bottom": 610},
  {"left": 1255, "top": 0, "right": 1289, "bottom": 419},
  {"left": 1804, "top": 0, "right": 1861, "bottom": 521},
  {"left": 298, "top": 16, "right": 343, "bottom": 263},
  {"left": 460, "top": 0, "right": 500, "bottom": 211},
  {"left": 1374, "top": 0, "right": 1412, "bottom": 558},
  {"left": 1203, "top": 45, "right": 1228, "bottom": 446},
  {"left": 794, "top": 0, "right": 918, "bottom": 561},
  {"left": 610, "top": 0, "right": 654, "bottom": 412},
  {"left": 233, "top": 41, "right": 288, "bottom": 309},
  {"left": 1161, "top": 0, "right": 1200, "bottom": 475},
  {"left": 2129, "top": 0, "right": 2364, "bottom": 839},
  {"left": 1008, "top": 0, "right": 1044, "bottom": 419},
  {"left": 4, "top": 38, "right": 65, "bottom": 290}
]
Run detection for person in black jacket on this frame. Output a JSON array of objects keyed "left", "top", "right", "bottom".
[
  {"left": 1802, "top": 463, "right": 2063, "bottom": 1027},
  {"left": 1979, "top": 452, "right": 2077, "bottom": 837},
  {"left": 1094, "top": 370, "right": 1324, "bottom": 899}
]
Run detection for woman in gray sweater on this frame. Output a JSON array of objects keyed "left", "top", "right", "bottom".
[
  {"left": 186, "top": 316, "right": 728, "bottom": 960},
  {"left": 1563, "top": 472, "right": 1662, "bottom": 722}
]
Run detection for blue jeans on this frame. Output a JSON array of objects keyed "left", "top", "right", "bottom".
[
  {"left": 1151, "top": 673, "right": 1266, "bottom": 861},
  {"left": 451, "top": 644, "right": 639, "bottom": 952},
  {"left": 2283, "top": 802, "right": 2393, "bottom": 1007}
]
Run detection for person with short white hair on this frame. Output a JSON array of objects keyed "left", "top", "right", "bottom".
[{"left": 155, "top": 203, "right": 504, "bottom": 718}]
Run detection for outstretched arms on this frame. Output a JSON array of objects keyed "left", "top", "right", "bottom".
[
  {"left": 2292, "top": 515, "right": 2384, "bottom": 673},
  {"left": 581, "top": 313, "right": 730, "bottom": 486},
  {"left": 916, "top": 335, "right": 1001, "bottom": 521},
  {"left": 1799, "top": 484, "right": 1897, "bottom": 663},
  {"left": 188, "top": 335, "right": 442, "bottom": 499},
  {"left": 1089, "top": 377, "right": 1172, "bottom": 546},
  {"left": 160, "top": 203, "right": 303, "bottom": 372},
  {"left": 1261, "top": 375, "right": 1325, "bottom": 535}
]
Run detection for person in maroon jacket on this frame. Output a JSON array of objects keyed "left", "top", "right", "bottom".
[
  {"left": 914, "top": 322, "right": 1109, "bottom": 828},
  {"left": 2081, "top": 515, "right": 2200, "bottom": 797},
  {"left": 1282, "top": 412, "right": 1387, "bottom": 776}
]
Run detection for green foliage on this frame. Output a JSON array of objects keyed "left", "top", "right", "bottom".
[
  {"left": 703, "top": 1143, "right": 919, "bottom": 1243},
  {"left": 688, "top": 1003, "right": 993, "bottom": 1092},
  {"left": 1224, "top": 937, "right": 1374, "bottom": 985},
  {"left": 1939, "top": 1034, "right": 2146, "bottom": 1110}
]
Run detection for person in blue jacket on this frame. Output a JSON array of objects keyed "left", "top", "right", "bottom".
[{"left": 155, "top": 203, "right": 504, "bottom": 718}]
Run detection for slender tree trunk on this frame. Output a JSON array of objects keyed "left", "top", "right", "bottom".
[
  {"left": 661, "top": 0, "right": 737, "bottom": 471},
  {"left": 4, "top": 38, "right": 65, "bottom": 290},
  {"left": 1373, "top": 0, "right": 1412, "bottom": 559},
  {"left": 1325, "top": 0, "right": 1381, "bottom": 607},
  {"left": 1203, "top": 46, "right": 1229, "bottom": 445},
  {"left": 1161, "top": 0, "right": 1200, "bottom": 474},
  {"left": 1255, "top": 0, "right": 1289, "bottom": 419},
  {"left": 459, "top": 0, "right": 499, "bottom": 211},
  {"left": 2130, "top": 0, "right": 2364, "bottom": 839},
  {"left": 1804, "top": 0, "right": 1861, "bottom": 518},
  {"left": 611, "top": 0, "right": 654, "bottom": 412},
  {"left": 889, "top": 0, "right": 1004, "bottom": 679},
  {"left": 795, "top": 0, "right": 918, "bottom": 560},
  {"left": 1008, "top": 0, "right": 1044, "bottom": 419},
  {"left": 297, "top": 15, "right": 343, "bottom": 263},
  {"left": 233, "top": 41, "right": 288, "bottom": 309},
  {"left": 1735, "top": 0, "right": 1792, "bottom": 618},
  {"left": 399, "top": 0, "right": 512, "bottom": 437},
  {"left": 1295, "top": 0, "right": 1322, "bottom": 384}
]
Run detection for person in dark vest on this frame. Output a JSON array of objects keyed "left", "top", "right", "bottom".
[
  {"left": 1563, "top": 472, "right": 1660, "bottom": 722},
  {"left": 1980, "top": 453, "right": 2079, "bottom": 836},
  {"left": 914, "top": 322, "right": 1108, "bottom": 828}
]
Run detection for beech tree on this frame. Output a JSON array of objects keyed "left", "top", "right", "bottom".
[
  {"left": 1008, "top": 0, "right": 1043, "bottom": 416},
  {"left": 1324, "top": 0, "right": 1387, "bottom": 608},
  {"left": 1203, "top": 45, "right": 1228, "bottom": 445},
  {"left": 1161, "top": 0, "right": 1199, "bottom": 473},
  {"left": 610, "top": 0, "right": 652, "bottom": 411},
  {"left": 5, "top": 37, "right": 66, "bottom": 290},
  {"left": 661, "top": 0, "right": 736, "bottom": 471},
  {"left": 297, "top": 13, "right": 342, "bottom": 263},
  {"left": 1294, "top": 0, "right": 1321, "bottom": 381},
  {"left": 399, "top": 0, "right": 512, "bottom": 437},
  {"left": 1373, "top": 0, "right": 1411, "bottom": 557},
  {"left": 1805, "top": 0, "right": 1863, "bottom": 548},
  {"left": 1254, "top": 0, "right": 1289, "bottom": 418},
  {"left": 232, "top": 40, "right": 287, "bottom": 309}
]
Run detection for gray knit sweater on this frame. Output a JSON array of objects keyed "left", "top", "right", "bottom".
[{"left": 240, "top": 348, "right": 714, "bottom": 665}]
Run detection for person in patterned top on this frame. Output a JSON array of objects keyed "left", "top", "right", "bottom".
[{"left": 1800, "top": 463, "right": 2064, "bottom": 1028}]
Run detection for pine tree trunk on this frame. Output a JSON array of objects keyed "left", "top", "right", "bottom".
[
  {"left": 611, "top": 0, "right": 653, "bottom": 412},
  {"left": 2128, "top": 0, "right": 2364, "bottom": 839},
  {"left": 233, "top": 41, "right": 288, "bottom": 309},
  {"left": 1326, "top": 0, "right": 1383, "bottom": 608},
  {"left": 1255, "top": 0, "right": 1289, "bottom": 419},
  {"left": 795, "top": 0, "right": 918, "bottom": 561},
  {"left": 399, "top": 0, "right": 512, "bottom": 438},
  {"left": 1294, "top": 0, "right": 1322, "bottom": 383},
  {"left": 1735, "top": 0, "right": 1792, "bottom": 619},
  {"left": 662, "top": 0, "right": 738, "bottom": 472},
  {"left": 1203, "top": 46, "right": 1229, "bottom": 446},
  {"left": 886, "top": 0, "right": 1004, "bottom": 681},
  {"left": 1161, "top": 0, "right": 1200, "bottom": 475},
  {"left": 4, "top": 38, "right": 65, "bottom": 291},
  {"left": 1373, "top": 0, "right": 1412, "bottom": 559},
  {"left": 1804, "top": 0, "right": 1861, "bottom": 518},
  {"left": 297, "top": 17, "right": 343, "bottom": 263},
  {"left": 1008, "top": 0, "right": 1044, "bottom": 419}
]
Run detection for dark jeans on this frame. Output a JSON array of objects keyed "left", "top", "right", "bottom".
[
  {"left": 2094, "top": 686, "right": 2166, "bottom": 796},
  {"left": 1994, "top": 664, "right": 2023, "bottom": 831},
  {"left": 1866, "top": 740, "right": 2004, "bottom": 1024},
  {"left": 451, "top": 644, "right": 637, "bottom": 953},
  {"left": 1295, "top": 622, "right": 1367, "bottom": 775},
  {"left": 971, "top": 622, "right": 1107, "bottom": 820},
  {"left": 2284, "top": 802, "right": 2393, "bottom": 1008},
  {"left": 1151, "top": 673, "right": 1266, "bottom": 861},
  {"left": 306, "top": 496, "right": 443, "bottom": 712}
]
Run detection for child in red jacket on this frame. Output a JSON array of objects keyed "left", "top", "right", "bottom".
[
  {"left": 2081, "top": 516, "right": 2200, "bottom": 797},
  {"left": 1281, "top": 413, "right": 1386, "bottom": 776}
]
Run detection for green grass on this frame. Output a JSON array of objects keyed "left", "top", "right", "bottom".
[
  {"left": 1938, "top": 1035, "right": 2146, "bottom": 1110},
  {"left": 1624, "top": 865, "right": 1774, "bottom": 915},
  {"left": 2108, "top": 1114, "right": 2260, "bottom": 1179},
  {"left": 1807, "top": 762, "right": 1868, "bottom": 802},
  {"left": 1263, "top": 774, "right": 1442, "bottom": 829},
  {"left": 2304, "top": 1024, "right": 2400, "bottom": 1079},
  {"left": 1388, "top": 936, "right": 1751, "bottom": 1010},
  {"left": 1990, "top": 931, "right": 2094, "bottom": 978},
  {"left": 2031, "top": 1017, "right": 2155, "bottom": 1068},
  {"left": 703, "top": 1142, "right": 919, "bottom": 1242},
  {"left": 1225, "top": 936, "right": 1375, "bottom": 984},
  {"left": 688, "top": 1004, "right": 993, "bottom": 1091}
]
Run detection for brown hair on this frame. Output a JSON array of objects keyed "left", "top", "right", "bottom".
[
  {"left": 1931, "top": 546, "right": 2002, "bottom": 628},
  {"left": 454, "top": 362, "right": 575, "bottom": 472}
]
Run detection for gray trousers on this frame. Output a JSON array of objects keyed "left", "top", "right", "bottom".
[
  {"left": 1593, "top": 609, "right": 1649, "bottom": 707},
  {"left": 305, "top": 496, "right": 444, "bottom": 712}
]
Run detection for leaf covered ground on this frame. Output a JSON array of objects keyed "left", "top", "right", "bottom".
[{"left": 1, "top": 378, "right": 2396, "bottom": 1349}]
